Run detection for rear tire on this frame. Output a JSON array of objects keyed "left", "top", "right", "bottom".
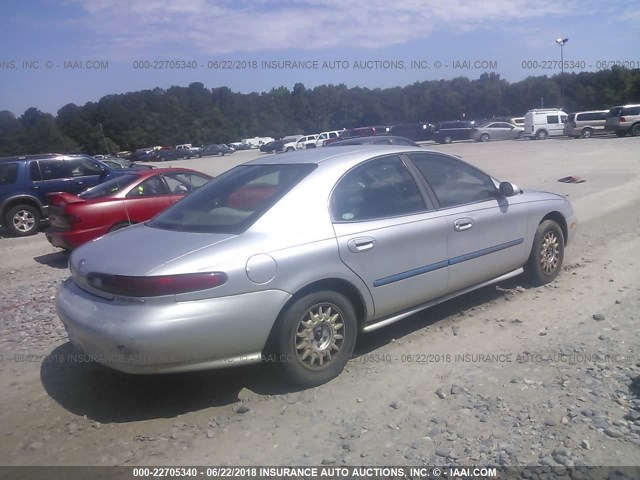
[
  {"left": 4, "top": 204, "right": 40, "bottom": 236},
  {"left": 535, "top": 129, "right": 548, "bottom": 140},
  {"left": 581, "top": 128, "right": 592, "bottom": 138},
  {"left": 272, "top": 290, "right": 357, "bottom": 387},
  {"left": 480, "top": 133, "right": 490, "bottom": 142},
  {"left": 443, "top": 136, "right": 452, "bottom": 144},
  {"left": 631, "top": 124, "right": 640, "bottom": 136},
  {"left": 524, "top": 220, "right": 565, "bottom": 286}
]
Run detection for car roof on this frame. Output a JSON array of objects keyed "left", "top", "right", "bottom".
[
  {"left": 245, "top": 145, "right": 427, "bottom": 168},
  {"left": 0, "top": 153, "right": 65, "bottom": 163}
]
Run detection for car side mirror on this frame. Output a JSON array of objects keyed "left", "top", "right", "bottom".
[{"left": 498, "top": 181, "right": 519, "bottom": 197}]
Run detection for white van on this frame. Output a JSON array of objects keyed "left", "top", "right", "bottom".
[
  {"left": 281, "top": 135, "right": 303, "bottom": 152},
  {"left": 176, "top": 143, "right": 192, "bottom": 150},
  {"left": 524, "top": 109, "right": 568, "bottom": 140}
]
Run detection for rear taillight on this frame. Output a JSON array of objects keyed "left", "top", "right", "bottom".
[
  {"left": 85, "top": 272, "right": 227, "bottom": 296},
  {"left": 620, "top": 117, "right": 626, "bottom": 122}
]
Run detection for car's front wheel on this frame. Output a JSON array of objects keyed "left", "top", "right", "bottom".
[
  {"left": 274, "top": 291, "right": 357, "bottom": 387},
  {"left": 524, "top": 220, "right": 565, "bottom": 286},
  {"left": 443, "top": 136, "right": 452, "bottom": 144},
  {"left": 480, "top": 133, "right": 490, "bottom": 142},
  {"left": 631, "top": 124, "right": 640, "bottom": 136},
  {"left": 582, "top": 128, "right": 593, "bottom": 138},
  {"left": 4, "top": 204, "right": 40, "bottom": 236}
]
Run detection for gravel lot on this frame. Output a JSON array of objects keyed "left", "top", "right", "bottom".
[{"left": 1, "top": 137, "right": 639, "bottom": 468}]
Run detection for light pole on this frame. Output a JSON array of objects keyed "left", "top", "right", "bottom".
[{"left": 556, "top": 37, "right": 568, "bottom": 106}]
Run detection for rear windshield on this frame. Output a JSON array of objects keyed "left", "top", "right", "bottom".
[
  {"left": 148, "top": 164, "right": 316, "bottom": 234},
  {"left": 80, "top": 174, "right": 138, "bottom": 199},
  {"left": 0, "top": 163, "right": 19, "bottom": 185}
]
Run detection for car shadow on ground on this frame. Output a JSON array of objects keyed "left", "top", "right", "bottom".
[
  {"left": 40, "top": 280, "right": 519, "bottom": 424},
  {"left": 34, "top": 250, "right": 69, "bottom": 269},
  {"left": 40, "top": 342, "right": 298, "bottom": 424}
]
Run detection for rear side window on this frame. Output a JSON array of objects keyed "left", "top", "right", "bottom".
[
  {"left": 0, "top": 163, "right": 19, "bottom": 185},
  {"left": 80, "top": 174, "right": 138, "bottom": 199},
  {"left": 331, "top": 156, "right": 425, "bottom": 222},
  {"left": 622, "top": 106, "right": 640, "bottom": 116},
  {"left": 149, "top": 164, "right": 315, "bottom": 234},
  {"left": 36, "top": 160, "right": 72, "bottom": 180}
]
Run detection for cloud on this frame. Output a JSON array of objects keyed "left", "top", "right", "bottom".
[{"left": 64, "top": 0, "right": 603, "bottom": 58}]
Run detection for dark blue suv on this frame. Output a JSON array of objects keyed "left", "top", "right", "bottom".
[{"left": 0, "top": 154, "right": 125, "bottom": 236}]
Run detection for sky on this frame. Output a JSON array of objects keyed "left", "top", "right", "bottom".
[{"left": 0, "top": 0, "right": 638, "bottom": 116}]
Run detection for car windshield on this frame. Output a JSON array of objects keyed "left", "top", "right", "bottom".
[
  {"left": 148, "top": 164, "right": 316, "bottom": 234},
  {"left": 79, "top": 174, "right": 138, "bottom": 199}
]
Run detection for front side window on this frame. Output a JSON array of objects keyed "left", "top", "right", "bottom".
[
  {"left": 69, "top": 158, "right": 103, "bottom": 177},
  {"left": 408, "top": 153, "right": 497, "bottom": 208},
  {"left": 331, "top": 156, "right": 425, "bottom": 222},
  {"left": 162, "top": 172, "right": 210, "bottom": 194},
  {"left": 149, "top": 164, "right": 315, "bottom": 234}
]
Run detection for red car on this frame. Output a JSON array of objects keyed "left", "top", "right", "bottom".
[{"left": 45, "top": 168, "right": 211, "bottom": 250}]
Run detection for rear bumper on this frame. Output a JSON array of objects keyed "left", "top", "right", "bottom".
[
  {"left": 45, "top": 226, "right": 110, "bottom": 250},
  {"left": 55, "top": 278, "right": 292, "bottom": 374}
]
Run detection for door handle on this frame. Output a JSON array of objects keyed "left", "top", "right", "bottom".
[
  {"left": 347, "top": 237, "right": 376, "bottom": 253},
  {"left": 454, "top": 218, "right": 474, "bottom": 232}
]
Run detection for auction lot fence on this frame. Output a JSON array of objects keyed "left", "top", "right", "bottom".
[{"left": 1, "top": 466, "right": 638, "bottom": 480}]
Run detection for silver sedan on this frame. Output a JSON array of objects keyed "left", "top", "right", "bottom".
[
  {"left": 56, "top": 146, "right": 577, "bottom": 387},
  {"left": 471, "top": 122, "right": 524, "bottom": 142}
]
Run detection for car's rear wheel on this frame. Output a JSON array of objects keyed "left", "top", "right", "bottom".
[
  {"left": 631, "top": 124, "right": 640, "bottom": 136},
  {"left": 480, "top": 133, "right": 490, "bottom": 142},
  {"left": 274, "top": 291, "right": 357, "bottom": 387},
  {"left": 4, "top": 204, "right": 40, "bottom": 236},
  {"left": 535, "top": 129, "right": 548, "bottom": 140},
  {"left": 524, "top": 220, "right": 565, "bottom": 286},
  {"left": 217, "top": 152, "right": 223, "bottom": 157},
  {"left": 286, "top": 147, "right": 294, "bottom": 152},
  {"left": 581, "top": 128, "right": 593, "bottom": 138},
  {"left": 443, "top": 136, "right": 452, "bottom": 144}
]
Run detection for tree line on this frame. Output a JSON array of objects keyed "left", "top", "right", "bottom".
[{"left": 1, "top": 68, "right": 639, "bottom": 157}]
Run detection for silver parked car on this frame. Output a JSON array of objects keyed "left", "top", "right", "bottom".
[
  {"left": 471, "top": 122, "right": 524, "bottom": 142},
  {"left": 56, "top": 146, "right": 577, "bottom": 387}
]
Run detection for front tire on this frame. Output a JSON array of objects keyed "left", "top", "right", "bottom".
[
  {"left": 443, "top": 136, "right": 452, "bottom": 144},
  {"left": 524, "top": 220, "right": 565, "bottom": 286},
  {"left": 273, "top": 291, "right": 357, "bottom": 387},
  {"left": 480, "top": 133, "right": 490, "bottom": 142},
  {"left": 631, "top": 124, "right": 640, "bottom": 136},
  {"left": 4, "top": 204, "right": 40, "bottom": 236}
]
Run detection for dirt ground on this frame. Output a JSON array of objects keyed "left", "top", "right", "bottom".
[{"left": 0, "top": 137, "right": 639, "bottom": 468}]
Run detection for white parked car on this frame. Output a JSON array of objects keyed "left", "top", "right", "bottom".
[
  {"left": 315, "top": 130, "right": 344, "bottom": 147},
  {"left": 281, "top": 135, "right": 304, "bottom": 152},
  {"left": 295, "top": 134, "right": 319, "bottom": 150},
  {"left": 523, "top": 109, "right": 568, "bottom": 140}
]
